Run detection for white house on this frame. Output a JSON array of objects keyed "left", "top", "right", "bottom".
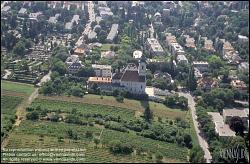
[{"left": 133, "top": 50, "right": 143, "bottom": 59}]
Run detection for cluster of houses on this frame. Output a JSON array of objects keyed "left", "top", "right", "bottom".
[
  {"left": 87, "top": 56, "right": 147, "bottom": 95},
  {"left": 165, "top": 33, "right": 188, "bottom": 64}
]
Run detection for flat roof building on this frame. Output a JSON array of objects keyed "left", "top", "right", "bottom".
[
  {"left": 106, "top": 24, "right": 119, "bottom": 42},
  {"left": 208, "top": 112, "right": 236, "bottom": 137}
]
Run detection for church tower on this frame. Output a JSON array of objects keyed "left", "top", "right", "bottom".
[{"left": 138, "top": 55, "right": 146, "bottom": 76}]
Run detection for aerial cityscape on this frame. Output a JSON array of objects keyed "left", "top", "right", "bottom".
[{"left": 1, "top": 1, "right": 249, "bottom": 163}]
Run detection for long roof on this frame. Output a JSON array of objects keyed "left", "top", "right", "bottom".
[{"left": 121, "top": 70, "right": 145, "bottom": 82}]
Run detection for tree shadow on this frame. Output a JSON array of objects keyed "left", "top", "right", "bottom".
[{"left": 140, "top": 100, "right": 150, "bottom": 109}]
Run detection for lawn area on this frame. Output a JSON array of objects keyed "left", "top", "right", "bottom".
[
  {"left": 100, "top": 44, "right": 119, "bottom": 51},
  {"left": 1, "top": 80, "right": 35, "bottom": 95},
  {"left": 38, "top": 94, "right": 187, "bottom": 120}
]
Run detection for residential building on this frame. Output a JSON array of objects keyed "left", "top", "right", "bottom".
[
  {"left": 184, "top": 35, "right": 196, "bottom": 48},
  {"left": 177, "top": 55, "right": 188, "bottom": 64},
  {"left": 223, "top": 108, "right": 249, "bottom": 128},
  {"left": 29, "top": 12, "right": 43, "bottom": 21},
  {"left": 106, "top": 24, "right": 119, "bottom": 42},
  {"left": 154, "top": 12, "right": 162, "bottom": 24},
  {"left": 92, "top": 64, "right": 112, "bottom": 77},
  {"left": 193, "top": 61, "right": 209, "bottom": 72},
  {"left": 230, "top": 80, "right": 248, "bottom": 91},
  {"left": 88, "top": 31, "right": 97, "bottom": 40},
  {"left": 171, "top": 43, "right": 185, "bottom": 56},
  {"left": 194, "top": 67, "right": 203, "bottom": 78},
  {"left": 1, "top": 6, "right": 10, "bottom": 15},
  {"left": 65, "top": 55, "right": 83, "bottom": 74},
  {"left": 18, "top": 8, "right": 27, "bottom": 17},
  {"left": 74, "top": 44, "right": 90, "bottom": 56},
  {"left": 133, "top": 50, "right": 143, "bottom": 59},
  {"left": 238, "top": 62, "right": 249, "bottom": 71},
  {"left": 208, "top": 112, "right": 236, "bottom": 137},
  {"left": 197, "top": 76, "right": 218, "bottom": 91},
  {"left": 98, "top": 6, "right": 113, "bottom": 19},
  {"left": 203, "top": 37, "right": 215, "bottom": 52},
  {"left": 238, "top": 35, "right": 249, "bottom": 43},
  {"left": 146, "top": 38, "right": 164, "bottom": 56},
  {"left": 221, "top": 40, "right": 242, "bottom": 64}
]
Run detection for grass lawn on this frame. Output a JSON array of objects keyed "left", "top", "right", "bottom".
[
  {"left": 100, "top": 44, "right": 119, "bottom": 51},
  {"left": 1, "top": 80, "right": 35, "bottom": 95}
]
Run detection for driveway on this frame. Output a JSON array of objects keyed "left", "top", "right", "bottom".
[{"left": 178, "top": 92, "right": 212, "bottom": 163}]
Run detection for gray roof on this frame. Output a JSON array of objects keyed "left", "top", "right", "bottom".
[
  {"left": 48, "top": 17, "right": 57, "bottom": 23},
  {"left": 18, "top": 8, "right": 27, "bottom": 14},
  {"left": 2, "top": 6, "right": 10, "bottom": 12},
  {"left": 72, "top": 15, "right": 79, "bottom": 24},
  {"left": 88, "top": 31, "right": 97, "bottom": 40},
  {"left": 65, "top": 22, "right": 72, "bottom": 30},
  {"left": 177, "top": 55, "right": 188, "bottom": 62},
  {"left": 106, "top": 24, "right": 118, "bottom": 41}
]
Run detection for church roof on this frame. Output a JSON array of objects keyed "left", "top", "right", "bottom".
[{"left": 121, "top": 70, "right": 145, "bottom": 82}]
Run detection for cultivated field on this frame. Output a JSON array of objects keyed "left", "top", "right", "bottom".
[
  {"left": 1, "top": 80, "right": 35, "bottom": 143},
  {"left": 3, "top": 95, "right": 197, "bottom": 163}
]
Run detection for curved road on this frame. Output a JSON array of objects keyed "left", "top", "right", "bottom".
[{"left": 178, "top": 92, "right": 212, "bottom": 163}]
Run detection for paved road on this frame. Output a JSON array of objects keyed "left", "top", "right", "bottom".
[
  {"left": 37, "top": 70, "right": 51, "bottom": 87},
  {"left": 178, "top": 92, "right": 212, "bottom": 163},
  {"left": 76, "top": 1, "right": 95, "bottom": 47}
]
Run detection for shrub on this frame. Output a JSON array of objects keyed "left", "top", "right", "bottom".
[
  {"left": 26, "top": 111, "right": 39, "bottom": 120},
  {"left": 109, "top": 140, "right": 134, "bottom": 155},
  {"left": 116, "top": 95, "right": 124, "bottom": 103}
]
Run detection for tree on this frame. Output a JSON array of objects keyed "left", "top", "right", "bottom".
[
  {"left": 187, "top": 66, "right": 197, "bottom": 91},
  {"left": 52, "top": 61, "right": 67, "bottom": 75},
  {"left": 99, "top": 30, "right": 107, "bottom": 43},
  {"left": 85, "top": 131, "right": 93, "bottom": 139},
  {"left": 13, "top": 41, "right": 25, "bottom": 57},
  {"left": 26, "top": 111, "right": 39, "bottom": 121},
  {"left": 189, "top": 145, "right": 205, "bottom": 163},
  {"left": 144, "top": 105, "right": 153, "bottom": 122},
  {"left": 71, "top": 86, "right": 83, "bottom": 97},
  {"left": 94, "top": 137, "right": 100, "bottom": 148},
  {"left": 155, "top": 152, "right": 163, "bottom": 163},
  {"left": 208, "top": 55, "right": 224, "bottom": 69},
  {"left": 229, "top": 116, "right": 245, "bottom": 135},
  {"left": 109, "top": 140, "right": 133, "bottom": 155},
  {"left": 183, "top": 133, "right": 192, "bottom": 148}
]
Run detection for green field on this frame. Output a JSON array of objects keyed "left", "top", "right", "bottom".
[
  {"left": 1, "top": 80, "right": 35, "bottom": 95},
  {"left": 1, "top": 80, "right": 35, "bottom": 143},
  {"left": 1, "top": 95, "right": 23, "bottom": 142},
  {"left": 3, "top": 96, "right": 196, "bottom": 163}
]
